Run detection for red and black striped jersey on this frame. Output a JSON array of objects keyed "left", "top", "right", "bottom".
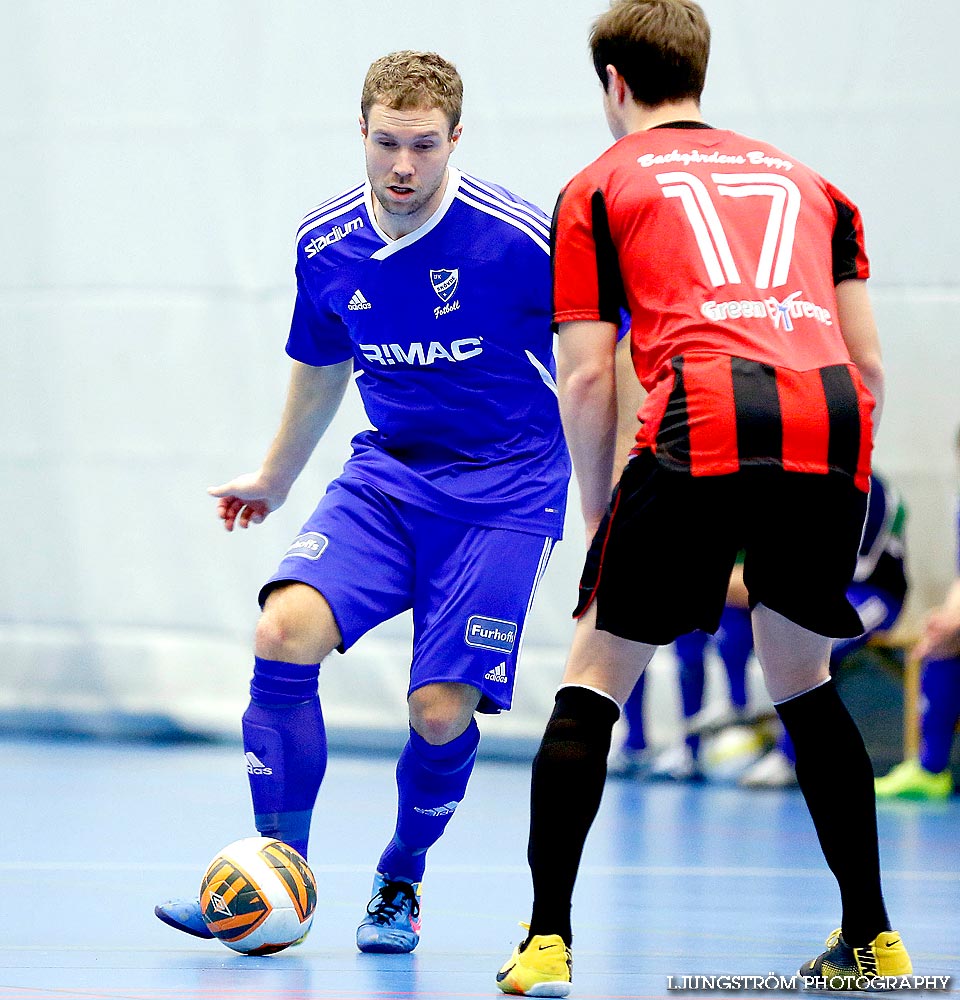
[{"left": 552, "top": 123, "right": 873, "bottom": 490}]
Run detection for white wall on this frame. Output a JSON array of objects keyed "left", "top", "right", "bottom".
[{"left": 1, "top": 1, "right": 957, "bottom": 739}]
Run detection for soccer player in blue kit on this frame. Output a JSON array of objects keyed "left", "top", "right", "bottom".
[{"left": 154, "top": 50, "right": 569, "bottom": 953}]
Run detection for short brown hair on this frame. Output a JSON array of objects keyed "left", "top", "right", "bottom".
[
  {"left": 590, "top": 0, "right": 710, "bottom": 107},
  {"left": 361, "top": 51, "right": 463, "bottom": 135}
]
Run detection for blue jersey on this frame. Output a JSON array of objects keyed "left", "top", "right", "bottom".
[
  {"left": 853, "top": 474, "right": 908, "bottom": 603},
  {"left": 287, "top": 167, "right": 570, "bottom": 538}
]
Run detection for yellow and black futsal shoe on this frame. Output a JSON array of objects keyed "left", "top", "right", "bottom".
[
  {"left": 800, "top": 927, "right": 912, "bottom": 989},
  {"left": 496, "top": 924, "right": 572, "bottom": 997}
]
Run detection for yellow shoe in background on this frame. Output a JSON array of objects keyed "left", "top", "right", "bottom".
[{"left": 875, "top": 758, "right": 952, "bottom": 800}]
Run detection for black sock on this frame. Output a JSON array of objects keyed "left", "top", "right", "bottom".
[
  {"left": 527, "top": 685, "right": 621, "bottom": 946},
  {"left": 775, "top": 680, "right": 890, "bottom": 947}
]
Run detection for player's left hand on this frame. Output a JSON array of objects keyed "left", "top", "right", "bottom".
[{"left": 207, "top": 471, "right": 289, "bottom": 531}]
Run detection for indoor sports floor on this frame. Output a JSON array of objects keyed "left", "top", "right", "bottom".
[{"left": 2, "top": 738, "right": 958, "bottom": 1000}]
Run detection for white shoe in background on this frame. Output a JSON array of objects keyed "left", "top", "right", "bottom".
[{"left": 739, "top": 747, "right": 797, "bottom": 788}]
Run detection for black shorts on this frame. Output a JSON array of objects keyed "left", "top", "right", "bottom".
[{"left": 574, "top": 450, "right": 868, "bottom": 645}]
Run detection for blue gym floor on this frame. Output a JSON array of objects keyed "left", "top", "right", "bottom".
[{"left": 2, "top": 738, "right": 957, "bottom": 999}]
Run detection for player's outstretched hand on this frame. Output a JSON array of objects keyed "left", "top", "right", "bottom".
[{"left": 208, "top": 472, "right": 289, "bottom": 532}]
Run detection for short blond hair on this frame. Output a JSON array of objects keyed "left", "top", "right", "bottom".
[
  {"left": 361, "top": 51, "right": 463, "bottom": 136},
  {"left": 590, "top": 0, "right": 710, "bottom": 106}
]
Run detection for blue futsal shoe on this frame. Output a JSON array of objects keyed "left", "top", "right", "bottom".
[
  {"left": 154, "top": 897, "right": 213, "bottom": 939},
  {"left": 155, "top": 894, "right": 310, "bottom": 948},
  {"left": 356, "top": 873, "right": 422, "bottom": 953}
]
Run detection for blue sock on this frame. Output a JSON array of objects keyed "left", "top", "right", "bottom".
[
  {"left": 242, "top": 656, "right": 326, "bottom": 860},
  {"left": 621, "top": 673, "right": 647, "bottom": 751},
  {"left": 377, "top": 719, "right": 481, "bottom": 883},
  {"left": 676, "top": 633, "right": 707, "bottom": 756},
  {"left": 779, "top": 729, "right": 796, "bottom": 764},
  {"left": 716, "top": 608, "right": 753, "bottom": 710},
  {"left": 919, "top": 656, "right": 960, "bottom": 773}
]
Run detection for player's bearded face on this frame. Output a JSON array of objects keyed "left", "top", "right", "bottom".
[{"left": 362, "top": 103, "right": 461, "bottom": 233}]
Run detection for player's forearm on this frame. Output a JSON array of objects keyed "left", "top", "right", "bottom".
[
  {"left": 559, "top": 360, "right": 617, "bottom": 534},
  {"left": 260, "top": 359, "right": 352, "bottom": 491},
  {"left": 835, "top": 278, "right": 884, "bottom": 432},
  {"left": 859, "top": 363, "right": 884, "bottom": 435},
  {"left": 557, "top": 321, "right": 619, "bottom": 533}
]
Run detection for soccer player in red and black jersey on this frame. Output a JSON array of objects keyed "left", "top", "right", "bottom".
[{"left": 496, "top": 2, "right": 913, "bottom": 995}]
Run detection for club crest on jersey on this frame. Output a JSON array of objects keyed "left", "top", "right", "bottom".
[
  {"left": 285, "top": 532, "right": 328, "bottom": 561},
  {"left": 465, "top": 615, "right": 517, "bottom": 653},
  {"left": 430, "top": 268, "right": 459, "bottom": 302}
]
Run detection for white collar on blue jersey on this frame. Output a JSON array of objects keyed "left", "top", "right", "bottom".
[{"left": 365, "top": 167, "right": 462, "bottom": 260}]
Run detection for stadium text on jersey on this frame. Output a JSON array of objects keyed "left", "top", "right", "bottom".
[{"left": 304, "top": 217, "right": 364, "bottom": 257}]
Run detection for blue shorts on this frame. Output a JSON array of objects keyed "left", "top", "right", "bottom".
[{"left": 260, "top": 478, "right": 554, "bottom": 714}]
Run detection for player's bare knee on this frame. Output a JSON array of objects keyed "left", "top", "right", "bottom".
[
  {"left": 255, "top": 585, "right": 339, "bottom": 663},
  {"left": 408, "top": 705, "right": 466, "bottom": 745},
  {"left": 254, "top": 608, "right": 309, "bottom": 661},
  {"left": 751, "top": 603, "right": 832, "bottom": 702},
  {"left": 761, "top": 662, "right": 831, "bottom": 704},
  {"left": 408, "top": 684, "right": 479, "bottom": 745}
]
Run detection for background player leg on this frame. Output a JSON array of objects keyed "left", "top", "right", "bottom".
[
  {"left": 650, "top": 630, "right": 708, "bottom": 780},
  {"left": 609, "top": 673, "right": 648, "bottom": 777},
  {"left": 914, "top": 655, "right": 960, "bottom": 780},
  {"left": 715, "top": 606, "right": 752, "bottom": 717},
  {"left": 358, "top": 682, "right": 481, "bottom": 954},
  {"left": 875, "top": 655, "right": 960, "bottom": 799}
]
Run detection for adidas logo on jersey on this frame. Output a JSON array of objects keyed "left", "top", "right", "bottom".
[
  {"left": 245, "top": 751, "right": 273, "bottom": 776},
  {"left": 347, "top": 289, "right": 372, "bottom": 311},
  {"left": 484, "top": 661, "right": 509, "bottom": 684}
]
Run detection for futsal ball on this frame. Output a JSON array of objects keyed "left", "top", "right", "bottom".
[{"left": 199, "top": 837, "right": 317, "bottom": 955}]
